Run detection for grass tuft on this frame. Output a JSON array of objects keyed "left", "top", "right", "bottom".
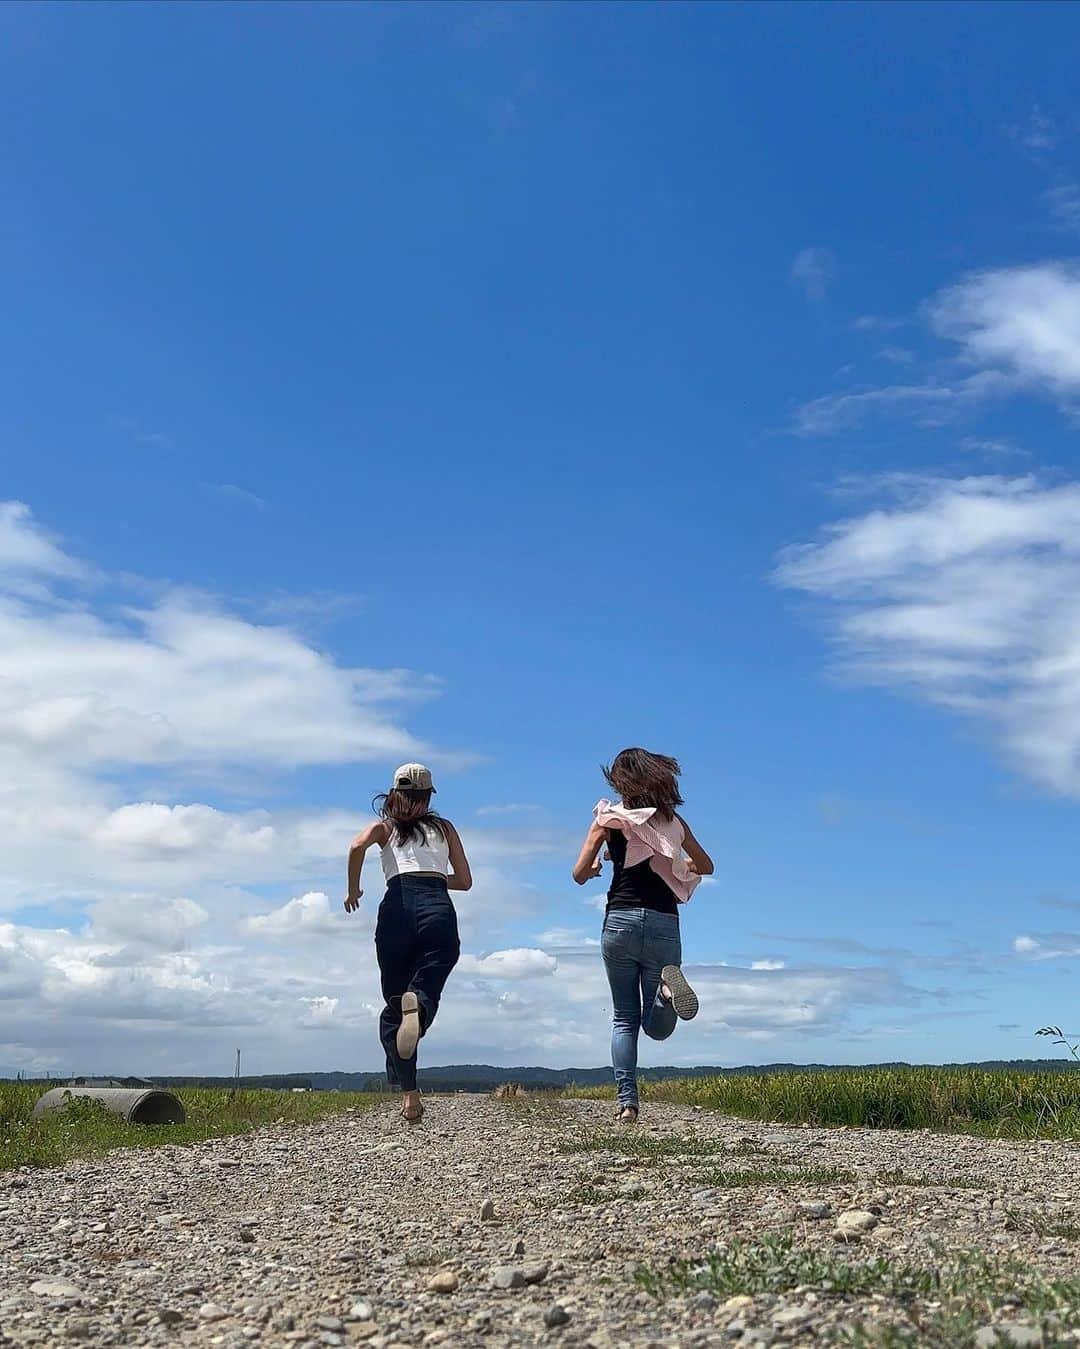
[{"left": 635, "top": 1232, "right": 1080, "bottom": 1345}]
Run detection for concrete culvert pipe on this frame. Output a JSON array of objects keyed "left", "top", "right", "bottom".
[{"left": 31, "top": 1088, "right": 186, "bottom": 1125}]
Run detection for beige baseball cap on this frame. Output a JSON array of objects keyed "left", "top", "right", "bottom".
[{"left": 392, "top": 762, "right": 436, "bottom": 792}]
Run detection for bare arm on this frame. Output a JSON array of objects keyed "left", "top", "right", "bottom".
[
  {"left": 677, "top": 816, "right": 714, "bottom": 876},
  {"left": 443, "top": 821, "right": 473, "bottom": 892},
  {"left": 344, "top": 821, "right": 388, "bottom": 912},
  {"left": 572, "top": 821, "right": 608, "bottom": 885}
]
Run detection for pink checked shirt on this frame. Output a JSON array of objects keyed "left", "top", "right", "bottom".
[{"left": 594, "top": 798, "right": 701, "bottom": 904}]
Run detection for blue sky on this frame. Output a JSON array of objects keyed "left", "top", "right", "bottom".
[{"left": 2, "top": 2, "right": 1079, "bottom": 1077}]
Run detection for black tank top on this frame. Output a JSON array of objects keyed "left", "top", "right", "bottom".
[{"left": 605, "top": 829, "right": 679, "bottom": 916}]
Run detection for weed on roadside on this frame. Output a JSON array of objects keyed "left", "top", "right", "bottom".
[{"left": 635, "top": 1232, "right": 1080, "bottom": 1346}]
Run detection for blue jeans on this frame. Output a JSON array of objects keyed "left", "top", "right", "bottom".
[{"left": 601, "top": 907, "right": 681, "bottom": 1109}]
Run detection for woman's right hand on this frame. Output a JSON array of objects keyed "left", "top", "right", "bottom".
[{"left": 344, "top": 891, "right": 362, "bottom": 913}]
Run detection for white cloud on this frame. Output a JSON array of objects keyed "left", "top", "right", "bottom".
[
  {"left": 1013, "top": 932, "right": 1080, "bottom": 960},
  {"left": 928, "top": 263, "right": 1080, "bottom": 398},
  {"left": 0, "top": 501, "right": 87, "bottom": 588},
  {"left": 1044, "top": 183, "right": 1080, "bottom": 234},
  {"left": 0, "top": 502, "right": 433, "bottom": 773},
  {"left": 791, "top": 247, "right": 834, "bottom": 302},
  {"left": 1008, "top": 105, "right": 1057, "bottom": 157},
  {"left": 299, "top": 995, "right": 339, "bottom": 1025},
  {"left": 798, "top": 262, "right": 1080, "bottom": 434},
  {"left": 88, "top": 896, "right": 208, "bottom": 950},
  {"left": 457, "top": 948, "right": 559, "bottom": 979},
  {"left": 777, "top": 473, "right": 1080, "bottom": 795},
  {"left": 794, "top": 370, "right": 1012, "bottom": 435},
  {"left": 878, "top": 346, "right": 915, "bottom": 366},
  {"left": 243, "top": 892, "right": 348, "bottom": 940},
  {"left": 851, "top": 315, "right": 906, "bottom": 332},
  {"left": 750, "top": 959, "right": 786, "bottom": 970},
  {"left": 534, "top": 927, "right": 601, "bottom": 950}
]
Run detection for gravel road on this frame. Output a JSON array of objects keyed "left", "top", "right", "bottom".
[{"left": 1, "top": 1095, "right": 1077, "bottom": 1348}]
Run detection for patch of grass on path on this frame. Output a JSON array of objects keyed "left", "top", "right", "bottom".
[
  {"left": 570, "top": 1067, "right": 1080, "bottom": 1138},
  {"left": 695, "top": 1163, "right": 856, "bottom": 1187},
  {"left": 0, "top": 1083, "right": 384, "bottom": 1173},
  {"left": 559, "top": 1130, "right": 734, "bottom": 1160},
  {"left": 636, "top": 1232, "right": 1080, "bottom": 1346}
]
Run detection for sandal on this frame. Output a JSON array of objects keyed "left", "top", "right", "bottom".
[
  {"left": 401, "top": 1092, "right": 424, "bottom": 1124},
  {"left": 617, "top": 1105, "right": 639, "bottom": 1125}
]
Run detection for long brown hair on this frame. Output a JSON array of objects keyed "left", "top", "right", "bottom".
[
  {"left": 603, "top": 747, "right": 683, "bottom": 822},
  {"left": 373, "top": 788, "right": 447, "bottom": 847}
]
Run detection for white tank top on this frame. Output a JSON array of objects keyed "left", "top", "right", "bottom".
[{"left": 380, "top": 823, "right": 451, "bottom": 880}]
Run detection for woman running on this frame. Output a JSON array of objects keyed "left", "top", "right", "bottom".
[
  {"left": 345, "top": 764, "right": 472, "bottom": 1123},
  {"left": 573, "top": 748, "right": 713, "bottom": 1123}
]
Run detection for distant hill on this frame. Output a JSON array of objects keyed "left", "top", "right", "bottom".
[{"left": 8, "top": 1058, "right": 1070, "bottom": 1094}]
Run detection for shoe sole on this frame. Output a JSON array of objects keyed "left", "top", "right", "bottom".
[
  {"left": 396, "top": 991, "right": 421, "bottom": 1059},
  {"left": 661, "top": 965, "right": 699, "bottom": 1020}
]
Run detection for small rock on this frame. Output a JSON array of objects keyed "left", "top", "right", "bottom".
[
  {"left": 836, "top": 1209, "right": 879, "bottom": 1235},
  {"left": 316, "top": 1318, "right": 345, "bottom": 1334},
  {"left": 347, "top": 1302, "right": 373, "bottom": 1322},
  {"left": 158, "top": 1310, "right": 184, "bottom": 1326},
  {"left": 492, "top": 1266, "right": 527, "bottom": 1290},
  {"left": 544, "top": 1305, "right": 571, "bottom": 1328},
  {"left": 240, "top": 1228, "right": 256, "bottom": 1243},
  {"left": 692, "top": 1291, "right": 718, "bottom": 1311},
  {"left": 64, "top": 1322, "right": 92, "bottom": 1340},
  {"left": 724, "top": 1296, "right": 754, "bottom": 1311},
  {"left": 480, "top": 1199, "right": 497, "bottom": 1221},
  {"left": 29, "top": 1281, "right": 83, "bottom": 1300},
  {"left": 772, "top": 1305, "right": 812, "bottom": 1328},
  {"left": 798, "top": 1201, "right": 832, "bottom": 1219},
  {"left": 199, "top": 1304, "right": 229, "bottom": 1323},
  {"left": 522, "top": 1262, "right": 549, "bottom": 1286},
  {"left": 509, "top": 1238, "right": 526, "bottom": 1257},
  {"left": 319, "top": 1336, "right": 344, "bottom": 1348},
  {"left": 974, "top": 1326, "right": 1042, "bottom": 1349},
  {"left": 426, "top": 1271, "right": 459, "bottom": 1294}
]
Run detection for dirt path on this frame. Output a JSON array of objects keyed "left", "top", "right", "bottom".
[{"left": 1, "top": 1095, "right": 1077, "bottom": 1348}]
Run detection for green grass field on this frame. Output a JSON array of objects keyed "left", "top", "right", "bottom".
[
  {"left": 568, "top": 1066, "right": 1080, "bottom": 1138},
  {"left": 0, "top": 1082, "right": 381, "bottom": 1173}
]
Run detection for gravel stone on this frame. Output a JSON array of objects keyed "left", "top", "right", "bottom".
[
  {"left": 426, "top": 1270, "right": 459, "bottom": 1293},
  {"left": 491, "top": 1265, "right": 527, "bottom": 1289},
  {"left": 975, "top": 1325, "right": 1043, "bottom": 1348},
  {"left": 835, "top": 1208, "right": 880, "bottom": 1235},
  {"left": 543, "top": 1304, "right": 571, "bottom": 1328},
  {"left": 28, "top": 1279, "right": 83, "bottom": 1299}
]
